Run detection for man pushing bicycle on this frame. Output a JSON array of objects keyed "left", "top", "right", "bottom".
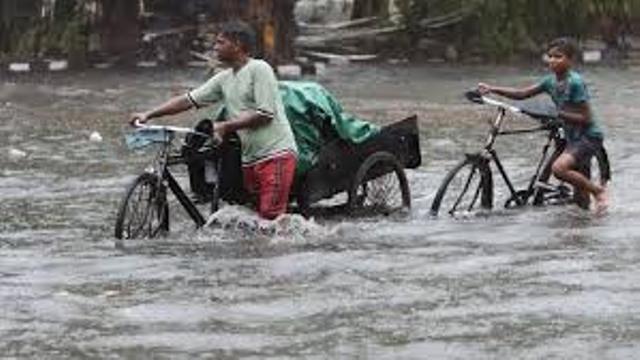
[{"left": 129, "top": 21, "right": 298, "bottom": 220}]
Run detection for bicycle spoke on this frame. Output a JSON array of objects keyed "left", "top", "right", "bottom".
[
  {"left": 450, "top": 164, "right": 477, "bottom": 214},
  {"left": 369, "top": 173, "right": 402, "bottom": 211},
  {"left": 352, "top": 165, "right": 406, "bottom": 215},
  {"left": 467, "top": 177, "right": 482, "bottom": 212},
  {"left": 123, "top": 180, "right": 159, "bottom": 239},
  {"left": 149, "top": 197, "right": 167, "bottom": 237}
]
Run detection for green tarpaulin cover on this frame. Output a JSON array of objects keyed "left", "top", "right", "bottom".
[
  {"left": 215, "top": 81, "right": 380, "bottom": 176},
  {"left": 278, "top": 81, "right": 380, "bottom": 175}
]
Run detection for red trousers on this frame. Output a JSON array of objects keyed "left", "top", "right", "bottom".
[{"left": 242, "top": 152, "right": 296, "bottom": 220}]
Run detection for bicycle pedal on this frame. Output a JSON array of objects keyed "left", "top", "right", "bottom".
[{"left": 534, "top": 181, "right": 556, "bottom": 191}]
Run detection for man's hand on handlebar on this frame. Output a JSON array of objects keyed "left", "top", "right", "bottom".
[
  {"left": 129, "top": 112, "right": 150, "bottom": 127},
  {"left": 211, "top": 122, "right": 227, "bottom": 144}
]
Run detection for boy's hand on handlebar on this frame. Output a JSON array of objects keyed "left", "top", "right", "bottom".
[
  {"left": 541, "top": 117, "right": 563, "bottom": 130},
  {"left": 477, "top": 83, "right": 493, "bottom": 95}
]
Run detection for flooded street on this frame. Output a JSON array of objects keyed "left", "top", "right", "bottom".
[{"left": 2, "top": 63, "right": 640, "bottom": 358}]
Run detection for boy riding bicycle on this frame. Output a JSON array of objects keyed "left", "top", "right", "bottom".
[{"left": 477, "top": 37, "right": 608, "bottom": 213}]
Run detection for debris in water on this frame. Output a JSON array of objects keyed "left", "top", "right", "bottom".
[
  {"left": 8, "top": 148, "right": 27, "bottom": 159},
  {"left": 89, "top": 131, "right": 103, "bottom": 142}
]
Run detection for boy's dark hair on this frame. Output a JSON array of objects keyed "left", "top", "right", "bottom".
[
  {"left": 547, "top": 37, "right": 580, "bottom": 61},
  {"left": 220, "top": 21, "right": 256, "bottom": 54}
]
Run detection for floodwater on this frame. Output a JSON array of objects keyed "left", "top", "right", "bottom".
[{"left": 1, "top": 63, "right": 640, "bottom": 359}]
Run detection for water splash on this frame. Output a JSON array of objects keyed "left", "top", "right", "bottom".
[{"left": 205, "top": 204, "right": 331, "bottom": 243}]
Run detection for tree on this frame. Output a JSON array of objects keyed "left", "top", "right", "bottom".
[
  {"left": 219, "top": 0, "right": 296, "bottom": 64},
  {"left": 97, "top": 0, "right": 141, "bottom": 58},
  {"left": 397, "top": 0, "right": 640, "bottom": 61},
  {"left": 353, "top": 0, "right": 388, "bottom": 18}
]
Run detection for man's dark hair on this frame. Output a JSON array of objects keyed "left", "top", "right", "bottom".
[
  {"left": 220, "top": 21, "right": 256, "bottom": 54},
  {"left": 547, "top": 37, "right": 580, "bottom": 61}
]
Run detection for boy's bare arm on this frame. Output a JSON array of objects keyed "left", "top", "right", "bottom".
[{"left": 478, "top": 83, "right": 543, "bottom": 100}]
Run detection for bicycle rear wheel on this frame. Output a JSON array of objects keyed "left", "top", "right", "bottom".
[
  {"left": 533, "top": 145, "right": 611, "bottom": 208},
  {"left": 430, "top": 155, "right": 493, "bottom": 217},
  {"left": 114, "top": 173, "right": 169, "bottom": 240}
]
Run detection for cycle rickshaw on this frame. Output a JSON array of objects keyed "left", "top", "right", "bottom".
[{"left": 114, "top": 81, "right": 421, "bottom": 239}]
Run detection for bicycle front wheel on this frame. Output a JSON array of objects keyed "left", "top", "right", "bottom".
[
  {"left": 430, "top": 155, "right": 493, "bottom": 217},
  {"left": 114, "top": 173, "right": 169, "bottom": 240}
]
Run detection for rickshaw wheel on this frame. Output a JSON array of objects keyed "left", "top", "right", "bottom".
[
  {"left": 114, "top": 173, "right": 169, "bottom": 240},
  {"left": 347, "top": 151, "right": 411, "bottom": 216}
]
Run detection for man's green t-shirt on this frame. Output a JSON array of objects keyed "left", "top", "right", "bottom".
[
  {"left": 188, "top": 58, "right": 298, "bottom": 164},
  {"left": 538, "top": 70, "right": 604, "bottom": 141}
]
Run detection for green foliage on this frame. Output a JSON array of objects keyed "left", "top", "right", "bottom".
[
  {"left": 14, "top": 22, "right": 45, "bottom": 58},
  {"left": 59, "top": 15, "right": 88, "bottom": 61},
  {"left": 1, "top": 0, "right": 88, "bottom": 61},
  {"left": 587, "top": 0, "right": 640, "bottom": 18},
  {"left": 399, "top": 0, "right": 640, "bottom": 60}
]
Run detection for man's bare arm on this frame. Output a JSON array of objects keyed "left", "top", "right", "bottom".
[
  {"left": 214, "top": 111, "right": 272, "bottom": 137},
  {"left": 130, "top": 95, "right": 194, "bottom": 125}
]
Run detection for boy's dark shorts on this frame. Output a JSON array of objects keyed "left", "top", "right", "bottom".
[{"left": 566, "top": 136, "right": 603, "bottom": 166}]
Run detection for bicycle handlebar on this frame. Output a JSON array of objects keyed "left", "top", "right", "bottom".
[
  {"left": 126, "top": 120, "right": 220, "bottom": 151},
  {"left": 133, "top": 120, "right": 211, "bottom": 138},
  {"left": 464, "top": 90, "right": 522, "bottom": 113},
  {"left": 465, "top": 90, "right": 560, "bottom": 127}
]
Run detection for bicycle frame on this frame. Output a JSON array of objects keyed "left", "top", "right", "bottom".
[
  {"left": 136, "top": 126, "right": 219, "bottom": 228},
  {"left": 476, "top": 102, "right": 562, "bottom": 207}
]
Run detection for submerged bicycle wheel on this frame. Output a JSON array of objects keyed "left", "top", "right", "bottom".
[
  {"left": 347, "top": 152, "right": 411, "bottom": 216},
  {"left": 114, "top": 173, "right": 169, "bottom": 240},
  {"left": 430, "top": 155, "right": 493, "bottom": 217}
]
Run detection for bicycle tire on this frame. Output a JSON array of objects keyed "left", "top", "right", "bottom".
[
  {"left": 430, "top": 154, "right": 493, "bottom": 217},
  {"left": 532, "top": 144, "right": 568, "bottom": 206},
  {"left": 294, "top": 175, "right": 312, "bottom": 217},
  {"left": 347, "top": 151, "right": 411, "bottom": 216},
  {"left": 114, "top": 173, "right": 169, "bottom": 240},
  {"left": 533, "top": 143, "right": 611, "bottom": 208}
]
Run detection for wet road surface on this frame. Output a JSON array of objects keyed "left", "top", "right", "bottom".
[{"left": 1, "top": 64, "right": 640, "bottom": 358}]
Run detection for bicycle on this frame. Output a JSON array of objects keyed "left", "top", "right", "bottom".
[
  {"left": 114, "top": 113, "right": 421, "bottom": 239},
  {"left": 430, "top": 90, "right": 611, "bottom": 217},
  {"left": 114, "top": 120, "right": 225, "bottom": 240}
]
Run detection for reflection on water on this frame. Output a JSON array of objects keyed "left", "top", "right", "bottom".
[{"left": 1, "top": 65, "right": 640, "bottom": 358}]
